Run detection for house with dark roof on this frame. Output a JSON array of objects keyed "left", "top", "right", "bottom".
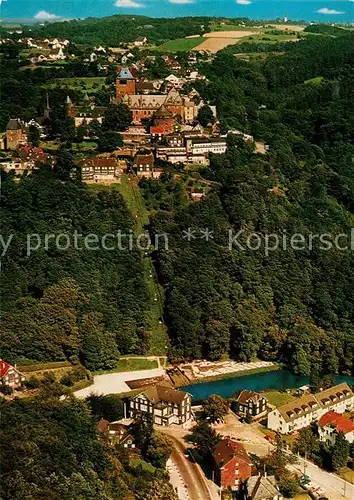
[
  {"left": 0, "top": 360, "right": 25, "bottom": 389},
  {"left": 97, "top": 418, "right": 136, "bottom": 448},
  {"left": 134, "top": 152, "right": 155, "bottom": 178},
  {"left": 268, "top": 383, "right": 354, "bottom": 434},
  {"left": 213, "top": 437, "right": 253, "bottom": 491},
  {"left": 235, "top": 391, "right": 268, "bottom": 420},
  {"left": 129, "top": 383, "right": 192, "bottom": 426},
  {"left": 318, "top": 411, "right": 354, "bottom": 445},
  {"left": 78, "top": 157, "right": 125, "bottom": 183},
  {"left": 247, "top": 475, "right": 282, "bottom": 500}
]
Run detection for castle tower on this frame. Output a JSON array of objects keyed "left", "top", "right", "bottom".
[
  {"left": 5, "top": 119, "right": 26, "bottom": 150},
  {"left": 116, "top": 67, "right": 136, "bottom": 99}
]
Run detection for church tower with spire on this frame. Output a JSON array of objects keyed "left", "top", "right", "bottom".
[{"left": 44, "top": 93, "right": 51, "bottom": 120}]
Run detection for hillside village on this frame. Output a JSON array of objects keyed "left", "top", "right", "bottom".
[
  {"left": 1, "top": 18, "right": 354, "bottom": 500},
  {"left": 0, "top": 32, "right": 264, "bottom": 187}
]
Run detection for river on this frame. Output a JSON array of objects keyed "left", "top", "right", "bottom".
[{"left": 181, "top": 369, "right": 354, "bottom": 401}]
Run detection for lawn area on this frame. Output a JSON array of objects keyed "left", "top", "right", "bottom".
[
  {"left": 130, "top": 458, "right": 155, "bottom": 473},
  {"left": 117, "top": 175, "right": 168, "bottom": 355},
  {"left": 262, "top": 390, "right": 296, "bottom": 407},
  {"left": 304, "top": 76, "right": 325, "bottom": 85},
  {"left": 154, "top": 37, "right": 204, "bottom": 52},
  {"left": 41, "top": 140, "right": 98, "bottom": 152},
  {"left": 44, "top": 77, "right": 106, "bottom": 93},
  {"left": 117, "top": 175, "right": 149, "bottom": 234},
  {"left": 94, "top": 358, "right": 158, "bottom": 374}
]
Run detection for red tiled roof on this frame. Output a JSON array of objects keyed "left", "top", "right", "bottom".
[
  {"left": 213, "top": 438, "right": 252, "bottom": 467},
  {"left": 136, "top": 154, "right": 154, "bottom": 166},
  {"left": 318, "top": 411, "right": 354, "bottom": 434},
  {"left": 150, "top": 126, "right": 165, "bottom": 134},
  {"left": 0, "top": 360, "right": 11, "bottom": 377},
  {"left": 92, "top": 158, "right": 116, "bottom": 168}
]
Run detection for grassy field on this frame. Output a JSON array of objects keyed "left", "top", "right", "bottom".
[
  {"left": 154, "top": 37, "right": 204, "bottom": 52},
  {"left": 118, "top": 175, "right": 149, "bottom": 233},
  {"left": 94, "top": 358, "right": 158, "bottom": 374},
  {"left": 304, "top": 76, "right": 325, "bottom": 85},
  {"left": 44, "top": 77, "right": 106, "bottom": 93},
  {"left": 239, "top": 33, "right": 298, "bottom": 44},
  {"left": 42, "top": 140, "right": 98, "bottom": 152},
  {"left": 117, "top": 175, "right": 168, "bottom": 355},
  {"left": 209, "top": 23, "right": 260, "bottom": 32},
  {"left": 261, "top": 390, "right": 296, "bottom": 407},
  {"left": 130, "top": 458, "right": 155, "bottom": 473}
]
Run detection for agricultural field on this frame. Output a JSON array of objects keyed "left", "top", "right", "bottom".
[
  {"left": 238, "top": 33, "right": 298, "bottom": 44},
  {"left": 155, "top": 27, "right": 300, "bottom": 55},
  {"left": 154, "top": 36, "right": 204, "bottom": 52},
  {"left": 268, "top": 23, "right": 305, "bottom": 32},
  {"left": 197, "top": 30, "right": 260, "bottom": 53}
]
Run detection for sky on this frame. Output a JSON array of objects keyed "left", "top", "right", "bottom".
[{"left": 1, "top": 0, "right": 353, "bottom": 24}]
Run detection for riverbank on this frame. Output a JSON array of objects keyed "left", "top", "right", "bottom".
[
  {"left": 182, "top": 369, "right": 354, "bottom": 401},
  {"left": 174, "top": 362, "right": 281, "bottom": 387}
]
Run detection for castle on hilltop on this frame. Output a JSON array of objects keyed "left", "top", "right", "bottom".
[{"left": 115, "top": 67, "right": 212, "bottom": 126}]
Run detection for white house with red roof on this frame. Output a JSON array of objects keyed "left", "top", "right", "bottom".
[
  {"left": 0, "top": 360, "right": 25, "bottom": 389},
  {"left": 318, "top": 411, "right": 354, "bottom": 445}
]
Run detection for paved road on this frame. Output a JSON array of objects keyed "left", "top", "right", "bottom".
[
  {"left": 290, "top": 455, "right": 354, "bottom": 500},
  {"left": 159, "top": 430, "right": 217, "bottom": 500},
  {"left": 73, "top": 368, "right": 165, "bottom": 398}
]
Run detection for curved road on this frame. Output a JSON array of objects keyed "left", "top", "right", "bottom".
[{"left": 160, "top": 431, "right": 215, "bottom": 500}]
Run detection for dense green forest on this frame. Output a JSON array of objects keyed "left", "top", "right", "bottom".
[
  {"left": 0, "top": 165, "right": 151, "bottom": 367},
  {"left": 26, "top": 15, "right": 212, "bottom": 46},
  {"left": 141, "top": 32, "right": 354, "bottom": 378},
  {"left": 0, "top": 397, "right": 176, "bottom": 499}
]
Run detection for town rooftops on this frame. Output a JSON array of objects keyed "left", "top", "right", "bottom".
[
  {"left": 315, "top": 383, "right": 353, "bottom": 408},
  {"left": 278, "top": 394, "right": 319, "bottom": 423},
  {"left": 79, "top": 158, "right": 117, "bottom": 170},
  {"left": 276, "top": 383, "right": 354, "bottom": 424},
  {"left": 136, "top": 81, "right": 155, "bottom": 92},
  {"left": 154, "top": 104, "right": 173, "bottom": 118},
  {"left": 6, "top": 118, "right": 22, "bottom": 130},
  {"left": 0, "top": 360, "right": 11, "bottom": 377},
  {"left": 117, "top": 67, "right": 136, "bottom": 80},
  {"left": 237, "top": 390, "right": 265, "bottom": 405},
  {"left": 135, "top": 153, "right": 154, "bottom": 166},
  {"left": 150, "top": 126, "right": 165, "bottom": 135},
  {"left": 247, "top": 475, "right": 279, "bottom": 500},
  {"left": 138, "top": 383, "right": 189, "bottom": 405},
  {"left": 318, "top": 411, "right": 354, "bottom": 434},
  {"left": 213, "top": 437, "right": 252, "bottom": 467}
]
